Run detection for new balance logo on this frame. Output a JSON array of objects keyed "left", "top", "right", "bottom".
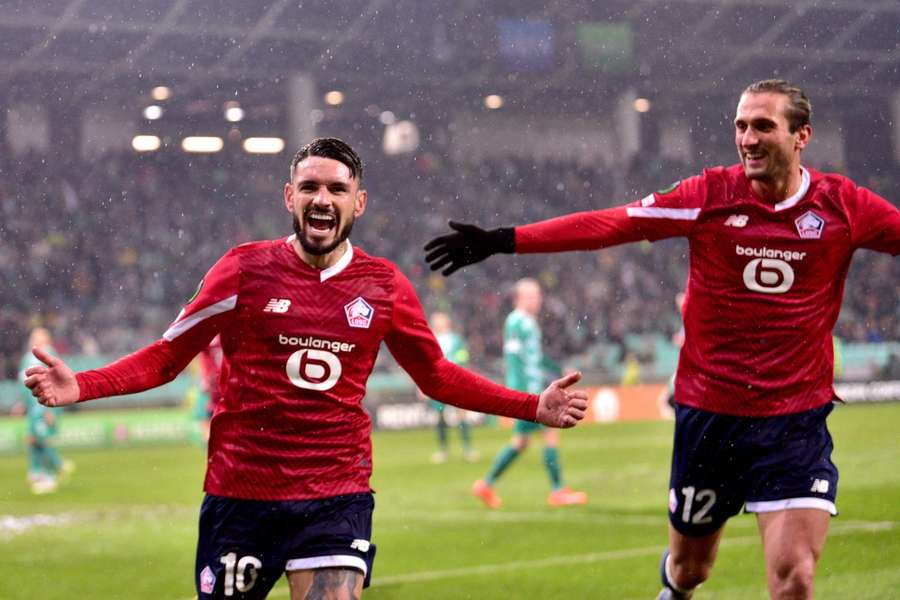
[
  {"left": 810, "top": 479, "right": 830, "bottom": 494},
  {"left": 263, "top": 298, "right": 291, "bottom": 313},
  {"left": 724, "top": 214, "right": 749, "bottom": 227},
  {"left": 350, "top": 539, "right": 371, "bottom": 552}
]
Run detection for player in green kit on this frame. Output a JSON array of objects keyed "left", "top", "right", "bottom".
[
  {"left": 422, "top": 312, "right": 479, "bottom": 463},
  {"left": 472, "top": 279, "right": 588, "bottom": 508},
  {"left": 19, "top": 328, "right": 73, "bottom": 494}
]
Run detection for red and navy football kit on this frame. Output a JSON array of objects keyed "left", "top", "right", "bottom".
[
  {"left": 197, "top": 335, "right": 222, "bottom": 418},
  {"left": 514, "top": 165, "right": 899, "bottom": 534},
  {"left": 75, "top": 237, "right": 541, "bottom": 598}
]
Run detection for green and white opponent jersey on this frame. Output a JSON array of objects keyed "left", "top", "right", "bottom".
[
  {"left": 436, "top": 331, "right": 469, "bottom": 367},
  {"left": 503, "top": 309, "right": 544, "bottom": 394},
  {"left": 19, "top": 346, "right": 60, "bottom": 436}
]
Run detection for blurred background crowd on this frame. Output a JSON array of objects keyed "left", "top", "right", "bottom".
[{"left": 2, "top": 146, "right": 896, "bottom": 381}]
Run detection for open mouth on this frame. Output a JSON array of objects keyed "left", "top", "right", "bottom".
[
  {"left": 306, "top": 212, "right": 336, "bottom": 231},
  {"left": 744, "top": 152, "right": 765, "bottom": 165}
]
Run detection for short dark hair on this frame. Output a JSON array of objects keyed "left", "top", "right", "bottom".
[
  {"left": 290, "top": 137, "right": 364, "bottom": 181},
  {"left": 742, "top": 79, "right": 812, "bottom": 133}
]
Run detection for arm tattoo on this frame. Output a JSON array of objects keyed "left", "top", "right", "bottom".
[{"left": 305, "top": 568, "right": 361, "bottom": 600}]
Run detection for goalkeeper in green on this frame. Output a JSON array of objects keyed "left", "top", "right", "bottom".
[{"left": 472, "top": 278, "right": 588, "bottom": 508}]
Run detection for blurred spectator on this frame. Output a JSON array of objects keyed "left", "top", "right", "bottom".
[{"left": 2, "top": 149, "right": 897, "bottom": 380}]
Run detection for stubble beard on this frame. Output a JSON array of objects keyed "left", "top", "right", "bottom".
[{"left": 292, "top": 213, "right": 355, "bottom": 256}]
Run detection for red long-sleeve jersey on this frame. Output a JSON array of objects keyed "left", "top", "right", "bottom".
[
  {"left": 516, "top": 165, "right": 899, "bottom": 417},
  {"left": 76, "top": 238, "right": 538, "bottom": 500}
]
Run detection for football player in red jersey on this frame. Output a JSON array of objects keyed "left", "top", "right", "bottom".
[
  {"left": 425, "top": 80, "right": 900, "bottom": 600},
  {"left": 24, "top": 138, "right": 589, "bottom": 600}
]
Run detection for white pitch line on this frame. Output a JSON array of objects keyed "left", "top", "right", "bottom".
[{"left": 255, "top": 519, "right": 894, "bottom": 598}]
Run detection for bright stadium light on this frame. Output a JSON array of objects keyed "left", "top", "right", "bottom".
[
  {"left": 324, "top": 90, "right": 344, "bottom": 106},
  {"left": 143, "top": 105, "right": 164, "bottom": 120},
  {"left": 379, "top": 110, "right": 396, "bottom": 125},
  {"left": 634, "top": 98, "right": 651, "bottom": 113},
  {"left": 243, "top": 137, "right": 285, "bottom": 154},
  {"left": 484, "top": 94, "right": 504, "bottom": 110},
  {"left": 224, "top": 105, "right": 245, "bottom": 122},
  {"left": 132, "top": 135, "right": 161, "bottom": 152},
  {"left": 181, "top": 136, "right": 224, "bottom": 153},
  {"left": 151, "top": 86, "right": 171, "bottom": 101}
]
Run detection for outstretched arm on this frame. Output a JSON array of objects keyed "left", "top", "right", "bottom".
[
  {"left": 24, "top": 334, "right": 210, "bottom": 407},
  {"left": 424, "top": 206, "right": 657, "bottom": 275},
  {"left": 424, "top": 173, "right": 708, "bottom": 275},
  {"left": 384, "top": 269, "right": 588, "bottom": 427}
]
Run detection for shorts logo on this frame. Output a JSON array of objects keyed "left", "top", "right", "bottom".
[
  {"left": 264, "top": 298, "right": 292, "bottom": 313},
  {"left": 200, "top": 565, "right": 216, "bottom": 594},
  {"left": 810, "top": 478, "right": 830, "bottom": 494},
  {"left": 350, "top": 539, "right": 371, "bottom": 552},
  {"left": 668, "top": 488, "right": 678, "bottom": 514},
  {"left": 345, "top": 297, "right": 374, "bottom": 328},
  {"left": 795, "top": 210, "right": 824, "bottom": 239}
]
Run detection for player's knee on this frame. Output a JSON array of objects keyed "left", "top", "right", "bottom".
[
  {"left": 669, "top": 552, "right": 714, "bottom": 590},
  {"left": 512, "top": 436, "right": 529, "bottom": 451},
  {"left": 770, "top": 555, "right": 816, "bottom": 599}
]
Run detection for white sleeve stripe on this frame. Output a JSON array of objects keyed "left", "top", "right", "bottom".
[
  {"left": 162, "top": 295, "right": 237, "bottom": 341},
  {"left": 626, "top": 207, "right": 701, "bottom": 220}
]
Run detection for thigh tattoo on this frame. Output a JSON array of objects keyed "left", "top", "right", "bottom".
[{"left": 305, "top": 568, "right": 362, "bottom": 600}]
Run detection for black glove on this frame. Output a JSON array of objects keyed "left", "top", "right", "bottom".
[{"left": 424, "top": 221, "right": 514, "bottom": 276}]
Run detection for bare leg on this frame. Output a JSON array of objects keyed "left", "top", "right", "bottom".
[
  {"left": 756, "top": 509, "right": 829, "bottom": 600},
  {"left": 287, "top": 568, "right": 364, "bottom": 600},
  {"left": 666, "top": 522, "right": 726, "bottom": 591}
]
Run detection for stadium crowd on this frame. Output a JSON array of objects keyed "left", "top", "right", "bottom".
[{"left": 1, "top": 147, "right": 897, "bottom": 379}]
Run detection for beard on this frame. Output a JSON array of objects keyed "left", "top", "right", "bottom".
[{"left": 292, "top": 212, "right": 355, "bottom": 256}]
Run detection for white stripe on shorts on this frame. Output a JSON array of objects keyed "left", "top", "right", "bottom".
[
  {"left": 745, "top": 497, "right": 837, "bottom": 515},
  {"left": 285, "top": 555, "right": 367, "bottom": 575}
]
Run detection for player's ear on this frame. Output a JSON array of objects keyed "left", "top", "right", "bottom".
[
  {"left": 795, "top": 124, "right": 812, "bottom": 151},
  {"left": 354, "top": 188, "right": 367, "bottom": 218},
  {"left": 284, "top": 181, "right": 295, "bottom": 212}
]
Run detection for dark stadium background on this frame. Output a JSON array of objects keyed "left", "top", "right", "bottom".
[
  {"left": 0, "top": 3, "right": 898, "bottom": 598},
  {"left": 1, "top": 0, "right": 897, "bottom": 387}
]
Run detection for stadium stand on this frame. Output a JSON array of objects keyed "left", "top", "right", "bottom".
[{"left": 1, "top": 149, "right": 896, "bottom": 398}]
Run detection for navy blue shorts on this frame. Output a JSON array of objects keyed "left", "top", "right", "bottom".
[
  {"left": 668, "top": 402, "right": 838, "bottom": 537},
  {"left": 195, "top": 492, "right": 376, "bottom": 599}
]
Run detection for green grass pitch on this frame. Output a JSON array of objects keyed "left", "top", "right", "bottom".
[{"left": 1, "top": 402, "right": 898, "bottom": 599}]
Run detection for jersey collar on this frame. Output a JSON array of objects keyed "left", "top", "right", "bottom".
[
  {"left": 284, "top": 235, "right": 355, "bottom": 282},
  {"left": 773, "top": 166, "right": 810, "bottom": 212}
]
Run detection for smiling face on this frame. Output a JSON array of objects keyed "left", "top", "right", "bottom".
[
  {"left": 734, "top": 91, "right": 811, "bottom": 196},
  {"left": 284, "top": 156, "right": 367, "bottom": 265}
]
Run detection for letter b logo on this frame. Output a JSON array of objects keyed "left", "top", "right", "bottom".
[
  {"left": 742, "top": 258, "right": 794, "bottom": 294},
  {"left": 286, "top": 349, "right": 342, "bottom": 391}
]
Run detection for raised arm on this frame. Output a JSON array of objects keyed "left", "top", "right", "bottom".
[
  {"left": 25, "top": 249, "right": 241, "bottom": 406},
  {"left": 425, "top": 179, "right": 702, "bottom": 276},
  {"left": 383, "top": 268, "right": 588, "bottom": 427}
]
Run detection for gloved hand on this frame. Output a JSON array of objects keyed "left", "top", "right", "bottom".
[{"left": 424, "top": 221, "right": 515, "bottom": 276}]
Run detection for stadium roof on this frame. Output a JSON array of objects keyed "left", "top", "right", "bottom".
[{"left": 2, "top": 0, "right": 898, "bottom": 108}]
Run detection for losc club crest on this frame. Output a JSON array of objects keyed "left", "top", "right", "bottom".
[
  {"left": 794, "top": 210, "right": 825, "bottom": 239},
  {"left": 199, "top": 566, "right": 216, "bottom": 594},
  {"left": 344, "top": 297, "right": 374, "bottom": 329}
]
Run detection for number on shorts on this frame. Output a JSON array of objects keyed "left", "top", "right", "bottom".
[
  {"left": 220, "top": 552, "right": 262, "bottom": 596},
  {"left": 680, "top": 486, "right": 716, "bottom": 524}
]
